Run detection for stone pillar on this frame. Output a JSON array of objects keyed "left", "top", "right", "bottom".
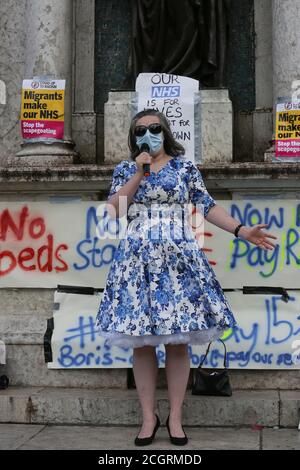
[
  {"left": 15, "top": 0, "right": 78, "bottom": 165},
  {"left": 265, "top": 0, "right": 300, "bottom": 161},
  {"left": 272, "top": 0, "right": 300, "bottom": 107}
]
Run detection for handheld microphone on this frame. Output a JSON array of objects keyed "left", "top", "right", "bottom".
[{"left": 140, "top": 143, "right": 151, "bottom": 177}]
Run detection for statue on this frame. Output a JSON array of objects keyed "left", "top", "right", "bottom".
[{"left": 131, "top": 0, "right": 231, "bottom": 87}]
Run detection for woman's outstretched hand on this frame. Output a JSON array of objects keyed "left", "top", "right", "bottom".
[{"left": 238, "top": 224, "right": 278, "bottom": 250}]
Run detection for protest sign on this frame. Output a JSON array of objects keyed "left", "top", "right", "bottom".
[
  {"left": 275, "top": 99, "right": 300, "bottom": 159},
  {"left": 20, "top": 78, "right": 65, "bottom": 140},
  {"left": 136, "top": 73, "right": 199, "bottom": 162},
  {"left": 0, "top": 199, "right": 297, "bottom": 289}
]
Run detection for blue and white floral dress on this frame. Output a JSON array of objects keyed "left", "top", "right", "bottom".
[{"left": 95, "top": 156, "right": 237, "bottom": 348}]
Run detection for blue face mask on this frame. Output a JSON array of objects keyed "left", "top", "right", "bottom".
[{"left": 136, "top": 130, "right": 164, "bottom": 155}]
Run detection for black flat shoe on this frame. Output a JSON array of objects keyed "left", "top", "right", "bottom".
[
  {"left": 166, "top": 415, "right": 188, "bottom": 446},
  {"left": 134, "top": 414, "right": 160, "bottom": 446}
]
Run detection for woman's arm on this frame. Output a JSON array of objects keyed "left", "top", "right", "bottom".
[
  {"left": 107, "top": 171, "right": 144, "bottom": 218},
  {"left": 106, "top": 152, "right": 153, "bottom": 218},
  {"left": 205, "top": 204, "right": 278, "bottom": 251}
]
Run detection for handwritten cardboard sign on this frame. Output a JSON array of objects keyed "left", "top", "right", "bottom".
[{"left": 136, "top": 73, "right": 199, "bottom": 162}]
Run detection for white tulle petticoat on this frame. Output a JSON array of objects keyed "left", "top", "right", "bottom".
[{"left": 97, "top": 326, "right": 228, "bottom": 349}]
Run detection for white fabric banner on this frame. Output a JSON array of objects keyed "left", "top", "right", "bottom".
[
  {"left": 0, "top": 199, "right": 298, "bottom": 288},
  {"left": 47, "top": 289, "right": 300, "bottom": 370}
]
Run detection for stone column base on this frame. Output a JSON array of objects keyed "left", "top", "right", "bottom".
[{"left": 11, "top": 141, "right": 80, "bottom": 166}]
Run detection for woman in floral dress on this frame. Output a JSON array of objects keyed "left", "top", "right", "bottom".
[{"left": 95, "top": 109, "right": 277, "bottom": 446}]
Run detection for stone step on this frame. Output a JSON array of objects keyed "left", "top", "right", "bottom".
[
  {"left": 1, "top": 387, "right": 300, "bottom": 428},
  {"left": 2, "top": 298, "right": 300, "bottom": 391},
  {"left": 3, "top": 344, "right": 128, "bottom": 388},
  {"left": 3, "top": 343, "right": 300, "bottom": 390}
]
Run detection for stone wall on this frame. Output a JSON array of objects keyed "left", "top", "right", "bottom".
[{"left": 1, "top": 163, "right": 300, "bottom": 390}]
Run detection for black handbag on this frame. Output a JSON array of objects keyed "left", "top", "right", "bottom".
[
  {"left": 0, "top": 375, "right": 9, "bottom": 390},
  {"left": 191, "top": 339, "right": 232, "bottom": 397}
]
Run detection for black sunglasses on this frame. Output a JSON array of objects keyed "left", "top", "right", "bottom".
[{"left": 134, "top": 123, "right": 162, "bottom": 137}]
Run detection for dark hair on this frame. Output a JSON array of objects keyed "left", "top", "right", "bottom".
[{"left": 128, "top": 109, "right": 185, "bottom": 160}]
